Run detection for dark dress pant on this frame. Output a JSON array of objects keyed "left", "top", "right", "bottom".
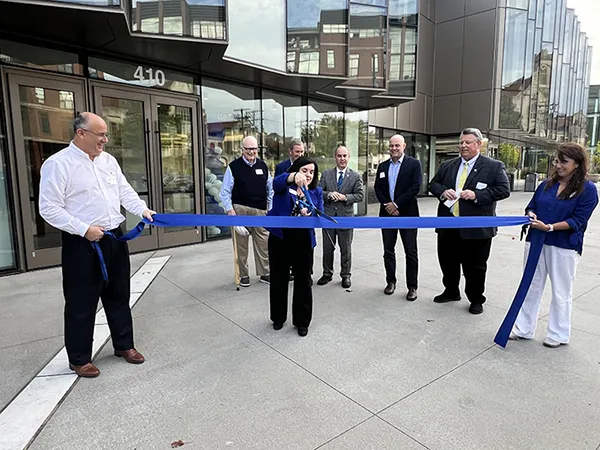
[
  {"left": 322, "top": 228, "right": 353, "bottom": 278},
  {"left": 437, "top": 229, "right": 492, "bottom": 305},
  {"left": 269, "top": 229, "right": 314, "bottom": 328},
  {"left": 61, "top": 228, "right": 134, "bottom": 366},
  {"left": 381, "top": 228, "right": 419, "bottom": 289}
]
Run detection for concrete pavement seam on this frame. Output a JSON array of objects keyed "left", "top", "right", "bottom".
[
  {"left": 311, "top": 415, "right": 375, "bottom": 450},
  {"left": 158, "top": 274, "right": 378, "bottom": 416},
  {"left": 375, "top": 345, "right": 496, "bottom": 416},
  {"left": 0, "top": 334, "right": 63, "bottom": 352}
]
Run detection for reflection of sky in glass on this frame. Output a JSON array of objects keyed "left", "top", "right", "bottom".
[
  {"left": 202, "top": 86, "right": 257, "bottom": 125},
  {"left": 351, "top": 4, "right": 386, "bottom": 15},
  {"left": 353, "top": 0, "right": 386, "bottom": 5},
  {"left": 389, "top": 0, "right": 418, "bottom": 17},
  {"left": 132, "top": 0, "right": 223, "bottom": 4},
  {"left": 288, "top": 0, "right": 347, "bottom": 28}
]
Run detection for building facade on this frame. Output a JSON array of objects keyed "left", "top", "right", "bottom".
[
  {"left": 588, "top": 85, "right": 600, "bottom": 149},
  {"left": 369, "top": 0, "right": 592, "bottom": 191},
  {"left": 0, "top": 0, "right": 428, "bottom": 273}
]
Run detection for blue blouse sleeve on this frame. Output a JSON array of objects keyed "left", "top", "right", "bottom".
[
  {"left": 273, "top": 173, "right": 290, "bottom": 194},
  {"left": 565, "top": 181, "right": 599, "bottom": 233}
]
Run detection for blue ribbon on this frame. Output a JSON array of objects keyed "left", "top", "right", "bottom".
[{"left": 92, "top": 213, "right": 535, "bottom": 348}]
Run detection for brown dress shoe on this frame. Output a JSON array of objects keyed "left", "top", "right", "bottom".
[
  {"left": 114, "top": 348, "right": 145, "bottom": 364},
  {"left": 69, "top": 363, "right": 100, "bottom": 378},
  {"left": 384, "top": 282, "right": 396, "bottom": 295},
  {"left": 406, "top": 288, "right": 418, "bottom": 301}
]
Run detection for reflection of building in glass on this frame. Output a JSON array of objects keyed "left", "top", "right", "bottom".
[
  {"left": 587, "top": 86, "right": 600, "bottom": 149},
  {"left": 498, "top": 5, "right": 590, "bottom": 146},
  {"left": 131, "top": 0, "right": 226, "bottom": 39}
]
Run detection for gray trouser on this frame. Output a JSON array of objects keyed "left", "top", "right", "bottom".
[{"left": 322, "top": 228, "right": 353, "bottom": 278}]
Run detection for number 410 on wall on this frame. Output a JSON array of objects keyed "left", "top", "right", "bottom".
[{"left": 133, "top": 66, "right": 166, "bottom": 87}]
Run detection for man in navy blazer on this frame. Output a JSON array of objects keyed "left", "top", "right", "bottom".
[
  {"left": 275, "top": 138, "right": 305, "bottom": 176},
  {"left": 428, "top": 127, "right": 510, "bottom": 315},
  {"left": 374, "top": 134, "right": 422, "bottom": 300}
]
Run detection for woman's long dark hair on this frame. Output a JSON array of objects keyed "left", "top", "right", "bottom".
[
  {"left": 545, "top": 142, "right": 589, "bottom": 200},
  {"left": 288, "top": 156, "right": 319, "bottom": 190}
]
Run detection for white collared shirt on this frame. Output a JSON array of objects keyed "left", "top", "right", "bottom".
[{"left": 39, "top": 142, "right": 148, "bottom": 237}]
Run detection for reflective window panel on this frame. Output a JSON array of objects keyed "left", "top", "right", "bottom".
[
  {"left": 307, "top": 101, "right": 344, "bottom": 172},
  {"left": 0, "top": 40, "right": 83, "bottom": 75},
  {"left": 386, "top": 0, "right": 418, "bottom": 97},
  {"left": 225, "top": 0, "right": 286, "bottom": 71},
  {"left": 201, "top": 79, "right": 258, "bottom": 239},
  {"left": 131, "top": 0, "right": 226, "bottom": 40},
  {"left": 261, "top": 90, "right": 306, "bottom": 173},
  {"left": 0, "top": 79, "right": 16, "bottom": 270},
  {"left": 342, "top": 2, "right": 387, "bottom": 89},
  {"left": 287, "top": 0, "right": 348, "bottom": 77}
]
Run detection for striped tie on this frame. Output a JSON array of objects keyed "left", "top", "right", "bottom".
[
  {"left": 452, "top": 162, "right": 469, "bottom": 217},
  {"left": 337, "top": 171, "right": 344, "bottom": 190}
]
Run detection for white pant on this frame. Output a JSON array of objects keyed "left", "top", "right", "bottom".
[{"left": 513, "top": 243, "right": 581, "bottom": 343}]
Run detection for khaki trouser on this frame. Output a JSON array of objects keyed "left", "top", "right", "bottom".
[{"left": 233, "top": 204, "right": 269, "bottom": 278}]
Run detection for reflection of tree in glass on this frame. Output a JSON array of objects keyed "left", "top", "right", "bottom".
[
  {"left": 499, "top": 93, "right": 522, "bottom": 129},
  {"left": 498, "top": 143, "right": 521, "bottom": 172}
]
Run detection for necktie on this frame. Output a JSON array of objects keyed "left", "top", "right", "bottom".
[
  {"left": 452, "top": 162, "right": 469, "bottom": 217},
  {"left": 337, "top": 171, "right": 344, "bottom": 190}
]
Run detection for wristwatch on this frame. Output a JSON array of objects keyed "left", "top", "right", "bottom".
[{"left": 547, "top": 224, "right": 554, "bottom": 232}]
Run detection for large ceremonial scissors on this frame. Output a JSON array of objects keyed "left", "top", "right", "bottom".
[{"left": 297, "top": 186, "right": 338, "bottom": 224}]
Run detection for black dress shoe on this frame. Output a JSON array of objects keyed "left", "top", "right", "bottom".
[
  {"left": 341, "top": 277, "right": 351, "bottom": 288},
  {"left": 273, "top": 322, "right": 284, "bottom": 330},
  {"left": 433, "top": 292, "right": 461, "bottom": 303},
  {"left": 297, "top": 327, "right": 308, "bottom": 337},
  {"left": 406, "top": 288, "right": 418, "bottom": 301},
  {"left": 317, "top": 275, "right": 332, "bottom": 286},
  {"left": 384, "top": 282, "right": 396, "bottom": 295},
  {"left": 468, "top": 304, "right": 484, "bottom": 315}
]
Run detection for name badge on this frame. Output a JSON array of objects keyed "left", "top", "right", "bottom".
[
  {"left": 288, "top": 188, "right": 297, "bottom": 196},
  {"left": 379, "top": 172, "right": 386, "bottom": 178},
  {"left": 255, "top": 169, "right": 264, "bottom": 175},
  {"left": 475, "top": 182, "right": 487, "bottom": 190}
]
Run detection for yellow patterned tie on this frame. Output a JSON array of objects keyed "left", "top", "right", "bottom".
[{"left": 452, "top": 162, "right": 469, "bottom": 217}]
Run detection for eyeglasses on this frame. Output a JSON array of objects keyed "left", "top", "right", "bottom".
[
  {"left": 243, "top": 146, "right": 258, "bottom": 151},
  {"left": 81, "top": 129, "right": 109, "bottom": 140},
  {"left": 459, "top": 140, "right": 477, "bottom": 146}
]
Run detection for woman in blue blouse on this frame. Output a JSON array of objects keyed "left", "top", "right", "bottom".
[
  {"left": 511, "top": 143, "right": 598, "bottom": 348},
  {"left": 267, "top": 157, "right": 324, "bottom": 337}
]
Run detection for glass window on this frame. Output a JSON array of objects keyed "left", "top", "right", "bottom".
[
  {"left": 349, "top": 54, "right": 359, "bottom": 77},
  {"left": 0, "top": 81, "right": 17, "bottom": 271},
  {"left": 343, "top": 1, "right": 387, "bottom": 89},
  {"left": 0, "top": 40, "right": 83, "bottom": 75},
  {"left": 131, "top": 0, "right": 226, "bottom": 40},
  {"left": 201, "top": 79, "right": 259, "bottom": 239},
  {"left": 224, "top": 0, "right": 286, "bottom": 71},
  {"left": 261, "top": 90, "right": 306, "bottom": 175},
  {"left": 499, "top": 8, "right": 528, "bottom": 130},
  {"left": 386, "top": 0, "right": 418, "bottom": 97},
  {"left": 307, "top": 101, "right": 344, "bottom": 172},
  {"left": 298, "top": 52, "right": 320, "bottom": 74},
  {"left": 287, "top": 0, "right": 348, "bottom": 76},
  {"left": 507, "top": 0, "right": 528, "bottom": 9},
  {"left": 542, "top": 0, "right": 557, "bottom": 42},
  {"left": 327, "top": 50, "right": 335, "bottom": 68}
]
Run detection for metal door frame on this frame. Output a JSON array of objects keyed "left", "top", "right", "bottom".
[
  {"left": 91, "top": 81, "right": 202, "bottom": 250},
  {"left": 6, "top": 69, "right": 87, "bottom": 269}
]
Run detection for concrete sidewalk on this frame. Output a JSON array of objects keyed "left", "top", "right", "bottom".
[{"left": 1, "top": 192, "right": 599, "bottom": 450}]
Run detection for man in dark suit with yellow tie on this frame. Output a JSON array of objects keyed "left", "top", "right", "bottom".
[
  {"left": 374, "top": 134, "right": 422, "bottom": 300},
  {"left": 428, "top": 128, "right": 510, "bottom": 315}
]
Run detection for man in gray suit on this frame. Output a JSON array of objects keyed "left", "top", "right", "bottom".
[{"left": 317, "top": 146, "right": 364, "bottom": 288}]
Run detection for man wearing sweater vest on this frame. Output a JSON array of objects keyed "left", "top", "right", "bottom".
[{"left": 221, "top": 136, "right": 273, "bottom": 287}]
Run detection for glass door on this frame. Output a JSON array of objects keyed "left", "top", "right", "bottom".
[
  {"left": 7, "top": 72, "right": 86, "bottom": 269},
  {"left": 152, "top": 95, "right": 201, "bottom": 247},
  {"left": 93, "top": 84, "right": 201, "bottom": 250},
  {"left": 93, "top": 86, "right": 159, "bottom": 253}
]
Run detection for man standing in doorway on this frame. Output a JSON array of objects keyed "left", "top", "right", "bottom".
[
  {"left": 428, "top": 127, "right": 510, "bottom": 315},
  {"left": 39, "top": 112, "right": 155, "bottom": 378},
  {"left": 317, "top": 146, "right": 364, "bottom": 288},
  {"left": 221, "top": 136, "right": 273, "bottom": 287},
  {"left": 275, "top": 138, "right": 305, "bottom": 176},
  {"left": 374, "top": 134, "right": 422, "bottom": 300}
]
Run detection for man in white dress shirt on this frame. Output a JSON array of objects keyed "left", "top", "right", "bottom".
[{"left": 39, "top": 112, "right": 155, "bottom": 378}]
